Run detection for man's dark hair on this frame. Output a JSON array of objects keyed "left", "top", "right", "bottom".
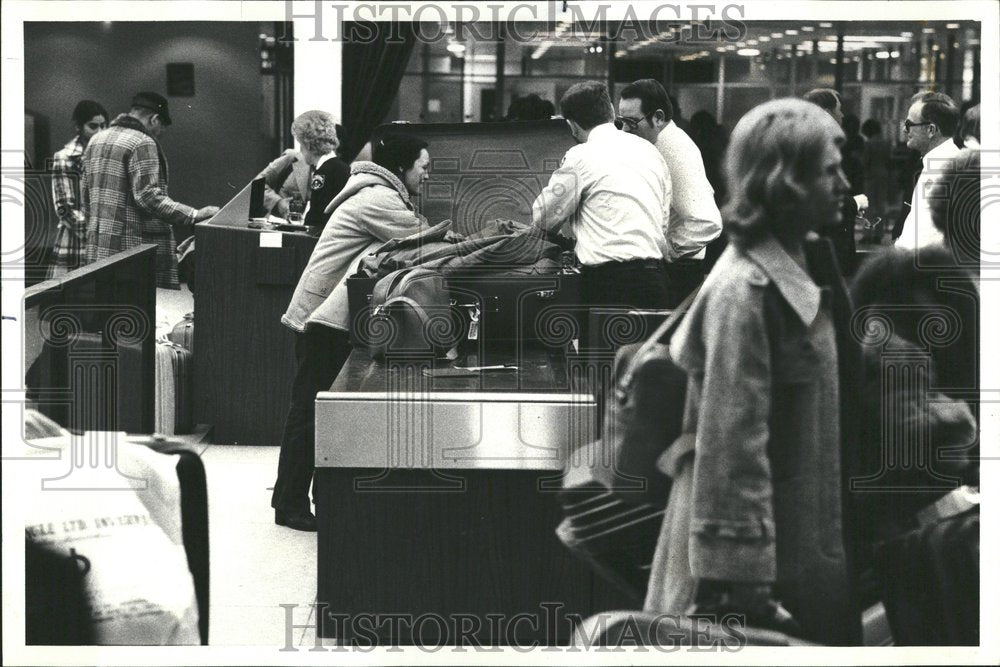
[
  {"left": 373, "top": 133, "right": 429, "bottom": 177},
  {"left": 803, "top": 88, "right": 841, "bottom": 113},
  {"left": 71, "top": 100, "right": 108, "bottom": 128},
  {"left": 619, "top": 79, "right": 674, "bottom": 123},
  {"left": 861, "top": 118, "right": 882, "bottom": 138},
  {"left": 559, "top": 81, "right": 614, "bottom": 131},
  {"left": 914, "top": 91, "right": 959, "bottom": 138}
]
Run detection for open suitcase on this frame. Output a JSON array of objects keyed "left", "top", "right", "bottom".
[{"left": 347, "top": 120, "right": 583, "bottom": 353}]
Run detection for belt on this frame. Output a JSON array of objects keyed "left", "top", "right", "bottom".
[{"left": 583, "top": 258, "right": 664, "bottom": 271}]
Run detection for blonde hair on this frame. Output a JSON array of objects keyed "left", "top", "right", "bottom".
[
  {"left": 291, "top": 110, "right": 339, "bottom": 156},
  {"left": 722, "top": 98, "right": 843, "bottom": 248}
]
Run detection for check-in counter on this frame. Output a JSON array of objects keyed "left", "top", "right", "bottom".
[
  {"left": 193, "top": 183, "right": 317, "bottom": 445},
  {"left": 313, "top": 347, "right": 632, "bottom": 645}
]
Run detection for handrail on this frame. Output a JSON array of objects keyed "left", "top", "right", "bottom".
[{"left": 24, "top": 244, "right": 159, "bottom": 308}]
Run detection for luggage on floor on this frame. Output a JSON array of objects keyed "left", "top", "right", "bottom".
[
  {"left": 874, "top": 488, "right": 980, "bottom": 646},
  {"left": 168, "top": 312, "right": 194, "bottom": 353},
  {"left": 155, "top": 339, "right": 193, "bottom": 435}
]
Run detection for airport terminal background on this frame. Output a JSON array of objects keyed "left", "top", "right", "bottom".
[{"left": 6, "top": 5, "right": 994, "bottom": 659}]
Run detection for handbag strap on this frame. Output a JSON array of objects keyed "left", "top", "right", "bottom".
[{"left": 618, "top": 285, "right": 701, "bottom": 389}]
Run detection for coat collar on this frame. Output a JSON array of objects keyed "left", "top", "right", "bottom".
[
  {"left": 324, "top": 161, "right": 413, "bottom": 214},
  {"left": 745, "top": 234, "right": 822, "bottom": 327}
]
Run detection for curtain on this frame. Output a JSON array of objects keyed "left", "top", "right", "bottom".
[{"left": 340, "top": 22, "right": 417, "bottom": 162}]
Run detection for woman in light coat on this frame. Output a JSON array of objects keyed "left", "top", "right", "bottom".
[
  {"left": 644, "top": 99, "right": 862, "bottom": 645},
  {"left": 271, "top": 133, "right": 431, "bottom": 531}
]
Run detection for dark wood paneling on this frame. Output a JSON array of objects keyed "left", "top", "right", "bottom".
[
  {"left": 316, "top": 468, "right": 633, "bottom": 645},
  {"left": 193, "top": 196, "right": 317, "bottom": 446}
]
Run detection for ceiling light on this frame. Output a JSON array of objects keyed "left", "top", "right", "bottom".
[
  {"left": 716, "top": 46, "right": 727, "bottom": 52},
  {"left": 595, "top": 45, "right": 603, "bottom": 53},
  {"left": 842, "top": 35, "right": 911, "bottom": 43},
  {"left": 946, "top": 23, "right": 960, "bottom": 29},
  {"left": 923, "top": 27, "right": 935, "bottom": 34},
  {"left": 829, "top": 58, "right": 837, "bottom": 64},
  {"left": 785, "top": 29, "right": 799, "bottom": 35},
  {"left": 737, "top": 48, "right": 761, "bottom": 56},
  {"left": 875, "top": 51, "right": 890, "bottom": 59},
  {"left": 615, "top": 50, "right": 627, "bottom": 58},
  {"left": 901, "top": 31, "right": 913, "bottom": 38},
  {"left": 802, "top": 26, "right": 815, "bottom": 32},
  {"left": 446, "top": 42, "right": 466, "bottom": 54},
  {"left": 891, "top": 51, "right": 900, "bottom": 58},
  {"left": 747, "top": 39, "right": 758, "bottom": 45},
  {"left": 819, "top": 22, "right": 832, "bottom": 28},
  {"left": 759, "top": 35, "right": 771, "bottom": 42},
  {"left": 771, "top": 32, "right": 783, "bottom": 39}
]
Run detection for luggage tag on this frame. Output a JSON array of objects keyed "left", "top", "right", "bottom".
[{"left": 467, "top": 305, "right": 480, "bottom": 341}]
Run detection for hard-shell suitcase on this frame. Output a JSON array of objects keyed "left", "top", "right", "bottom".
[
  {"left": 155, "top": 339, "right": 193, "bottom": 435},
  {"left": 168, "top": 312, "right": 195, "bottom": 353},
  {"left": 348, "top": 120, "right": 581, "bottom": 352}
]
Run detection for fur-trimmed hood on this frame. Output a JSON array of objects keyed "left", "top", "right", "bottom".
[{"left": 324, "top": 161, "right": 413, "bottom": 215}]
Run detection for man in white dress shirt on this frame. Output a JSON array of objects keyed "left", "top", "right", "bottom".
[
  {"left": 895, "top": 92, "right": 963, "bottom": 250},
  {"left": 532, "top": 80, "right": 673, "bottom": 312},
  {"left": 617, "top": 79, "right": 722, "bottom": 262}
]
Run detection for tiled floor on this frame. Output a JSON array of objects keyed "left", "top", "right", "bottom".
[{"left": 198, "top": 444, "right": 320, "bottom": 647}]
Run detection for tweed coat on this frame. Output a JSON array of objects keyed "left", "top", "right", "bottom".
[
  {"left": 82, "top": 114, "right": 197, "bottom": 289},
  {"left": 644, "top": 235, "right": 863, "bottom": 646}
]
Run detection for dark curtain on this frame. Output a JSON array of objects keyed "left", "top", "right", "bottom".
[{"left": 340, "top": 22, "right": 417, "bottom": 162}]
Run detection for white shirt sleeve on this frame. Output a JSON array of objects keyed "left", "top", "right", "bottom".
[
  {"left": 532, "top": 152, "right": 585, "bottom": 233},
  {"left": 658, "top": 127, "right": 723, "bottom": 261}
]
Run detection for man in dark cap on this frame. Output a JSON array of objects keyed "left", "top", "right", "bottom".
[{"left": 81, "top": 91, "right": 219, "bottom": 289}]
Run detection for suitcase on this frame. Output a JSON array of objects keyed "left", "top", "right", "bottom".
[
  {"left": 168, "top": 312, "right": 195, "bottom": 353},
  {"left": 348, "top": 120, "right": 581, "bottom": 352},
  {"left": 347, "top": 271, "right": 582, "bottom": 351},
  {"left": 155, "top": 339, "right": 193, "bottom": 435}
]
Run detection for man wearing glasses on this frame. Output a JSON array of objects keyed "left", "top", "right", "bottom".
[
  {"left": 617, "top": 79, "right": 722, "bottom": 263},
  {"left": 532, "top": 80, "right": 672, "bottom": 314},
  {"left": 895, "top": 91, "right": 962, "bottom": 250}
]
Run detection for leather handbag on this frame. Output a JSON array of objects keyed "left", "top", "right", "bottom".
[{"left": 367, "top": 267, "right": 458, "bottom": 360}]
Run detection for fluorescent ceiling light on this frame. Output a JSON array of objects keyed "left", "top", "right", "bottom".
[
  {"left": 785, "top": 29, "right": 799, "bottom": 35},
  {"left": 946, "top": 23, "right": 960, "bottom": 29},
  {"left": 759, "top": 35, "right": 771, "bottom": 42},
  {"left": 802, "top": 26, "right": 815, "bottom": 32},
  {"left": 771, "top": 32, "right": 783, "bottom": 38},
  {"left": 875, "top": 51, "right": 890, "bottom": 59},
  {"left": 819, "top": 22, "right": 833, "bottom": 28},
  {"left": 737, "top": 48, "right": 761, "bottom": 56}
]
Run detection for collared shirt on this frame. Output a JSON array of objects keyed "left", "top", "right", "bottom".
[
  {"left": 895, "top": 138, "right": 963, "bottom": 250},
  {"left": 655, "top": 121, "right": 722, "bottom": 261},
  {"left": 532, "top": 122, "right": 671, "bottom": 266}
]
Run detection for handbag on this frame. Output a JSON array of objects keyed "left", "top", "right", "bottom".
[{"left": 367, "top": 267, "right": 458, "bottom": 360}]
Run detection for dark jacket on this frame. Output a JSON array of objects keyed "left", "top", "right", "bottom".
[{"left": 304, "top": 156, "right": 350, "bottom": 228}]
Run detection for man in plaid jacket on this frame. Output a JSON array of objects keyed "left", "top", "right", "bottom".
[{"left": 81, "top": 92, "right": 219, "bottom": 289}]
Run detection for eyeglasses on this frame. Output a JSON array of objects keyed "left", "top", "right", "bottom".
[
  {"left": 903, "top": 119, "right": 933, "bottom": 131},
  {"left": 615, "top": 111, "right": 654, "bottom": 131}
]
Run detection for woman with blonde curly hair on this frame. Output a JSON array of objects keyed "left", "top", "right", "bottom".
[
  {"left": 645, "top": 98, "right": 863, "bottom": 645},
  {"left": 289, "top": 109, "right": 350, "bottom": 228}
]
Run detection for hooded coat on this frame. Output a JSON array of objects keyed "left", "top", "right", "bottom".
[{"left": 281, "top": 161, "right": 428, "bottom": 333}]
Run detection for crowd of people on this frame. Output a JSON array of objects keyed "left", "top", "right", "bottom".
[{"left": 49, "top": 77, "right": 981, "bottom": 645}]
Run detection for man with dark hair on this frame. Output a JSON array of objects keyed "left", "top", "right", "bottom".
[
  {"left": 532, "top": 80, "right": 672, "bottom": 312},
  {"left": 618, "top": 79, "right": 722, "bottom": 263},
  {"left": 895, "top": 91, "right": 962, "bottom": 249},
  {"left": 82, "top": 91, "right": 219, "bottom": 289}
]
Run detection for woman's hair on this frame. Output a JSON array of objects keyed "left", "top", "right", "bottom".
[
  {"left": 372, "top": 133, "right": 429, "bottom": 177},
  {"left": 721, "top": 98, "right": 843, "bottom": 248},
  {"left": 927, "top": 147, "right": 979, "bottom": 266},
  {"left": 71, "top": 100, "right": 108, "bottom": 128},
  {"left": 958, "top": 104, "right": 980, "bottom": 146},
  {"left": 803, "top": 88, "right": 841, "bottom": 114},
  {"left": 291, "top": 110, "right": 339, "bottom": 156}
]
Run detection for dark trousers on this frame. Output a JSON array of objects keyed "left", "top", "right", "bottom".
[
  {"left": 580, "top": 258, "right": 670, "bottom": 310},
  {"left": 271, "top": 326, "right": 352, "bottom": 514},
  {"left": 579, "top": 259, "right": 670, "bottom": 350}
]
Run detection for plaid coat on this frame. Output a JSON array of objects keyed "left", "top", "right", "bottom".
[
  {"left": 82, "top": 114, "right": 197, "bottom": 289},
  {"left": 47, "top": 137, "right": 86, "bottom": 278}
]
